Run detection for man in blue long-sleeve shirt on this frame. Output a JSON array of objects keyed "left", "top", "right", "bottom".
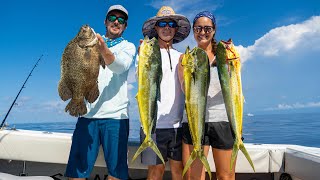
[{"left": 65, "top": 4, "right": 136, "bottom": 180}]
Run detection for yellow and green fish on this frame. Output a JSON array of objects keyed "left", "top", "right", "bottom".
[
  {"left": 182, "top": 47, "right": 212, "bottom": 179},
  {"left": 132, "top": 36, "right": 164, "bottom": 164},
  {"left": 216, "top": 39, "right": 255, "bottom": 172}
]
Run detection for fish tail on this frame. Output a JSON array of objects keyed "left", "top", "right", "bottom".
[
  {"left": 131, "top": 138, "right": 148, "bottom": 163},
  {"left": 131, "top": 137, "right": 165, "bottom": 165},
  {"left": 239, "top": 141, "right": 255, "bottom": 172},
  {"left": 65, "top": 99, "right": 86, "bottom": 117},
  {"left": 182, "top": 150, "right": 212, "bottom": 179},
  {"left": 182, "top": 150, "right": 196, "bottom": 178},
  {"left": 199, "top": 152, "right": 212, "bottom": 180},
  {"left": 230, "top": 142, "right": 239, "bottom": 171},
  {"left": 149, "top": 138, "right": 165, "bottom": 164}
]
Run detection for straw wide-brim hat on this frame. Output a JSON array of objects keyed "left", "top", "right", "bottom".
[{"left": 142, "top": 6, "right": 191, "bottom": 44}]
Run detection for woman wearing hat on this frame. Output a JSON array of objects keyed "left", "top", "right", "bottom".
[
  {"left": 178, "top": 11, "right": 236, "bottom": 180},
  {"left": 136, "top": 6, "right": 191, "bottom": 179}
]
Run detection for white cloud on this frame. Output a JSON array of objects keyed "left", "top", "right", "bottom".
[
  {"left": 13, "top": 96, "right": 32, "bottom": 107},
  {"left": 41, "top": 100, "right": 68, "bottom": 114},
  {"left": 236, "top": 16, "right": 320, "bottom": 63},
  {"left": 265, "top": 101, "right": 320, "bottom": 111}
]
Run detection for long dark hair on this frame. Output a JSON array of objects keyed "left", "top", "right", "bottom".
[{"left": 211, "top": 26, "right": 217, "bottom": 55}]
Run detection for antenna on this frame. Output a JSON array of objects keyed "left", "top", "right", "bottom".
[{"left": 0, "top": 55, "right": 43, "bottom": 128}]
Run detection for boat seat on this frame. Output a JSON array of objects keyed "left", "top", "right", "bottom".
[{"left": 0, "top": 173, "right": 53, "bottom": 180}]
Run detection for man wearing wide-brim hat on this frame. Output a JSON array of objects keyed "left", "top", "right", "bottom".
[{"left": 137, "top": 6, "right": 191, "bottom": 180}]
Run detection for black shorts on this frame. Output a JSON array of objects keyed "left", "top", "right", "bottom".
[
  {"left": 140, "top": 127, "right": 182, "bottom": 165},
  {"left": 182, "top": 122, "right": 235, "bottom": 149}
]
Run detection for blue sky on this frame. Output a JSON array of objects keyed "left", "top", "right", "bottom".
[{"left": 0, "top": 0, "right": 319, "bottom": 123}]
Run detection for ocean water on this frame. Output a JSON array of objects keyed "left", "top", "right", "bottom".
[{"left": 10, "top": 112, "right": 320, "bottom": 148}]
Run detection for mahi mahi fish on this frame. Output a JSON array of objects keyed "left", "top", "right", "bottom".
[
  {"left": 182, "top": 47, "right": 212, "bottom": 179},
  {"left": 58, "top": 25, "right": 105, "bottom": 117},
  {"left": 132, "top": 36, "right": 164, "bottom": 164},
  {"left": 216, "top": 39, "right": 255, "bottom": 171}
]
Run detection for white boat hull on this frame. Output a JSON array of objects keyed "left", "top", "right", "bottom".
[{"left": 1, "top": 129, "right": 319, "bottom": 180}]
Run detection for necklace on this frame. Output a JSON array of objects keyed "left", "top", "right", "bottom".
[{"left": 102, "top": 36, "right": 124, "bottom": 48}]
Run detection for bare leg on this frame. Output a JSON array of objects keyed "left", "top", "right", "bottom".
[
  {"left": 169, "top": 159, "right": 183, "bottom": 180},
  {"left": 147, "top": 164, "right": 165, "bottom": 180},
  {"left": 182, "top": 142, "right": 210, "bottom": 180},
  {"left": 212, "top": 148, "right": 236, "bottom": 180}
]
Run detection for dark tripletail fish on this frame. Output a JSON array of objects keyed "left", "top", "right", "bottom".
[
  {"left": 216, "top": 39, "right": 255, "bottom": 172},
  {"left": 182, "top": 47, "right": 212, "bottom": 179},
  {"left": 132, "top": 36, "right": 164, "bottom": 164},
  {"left": 58, "top": 25, "right": 105, "bottom": 117}
]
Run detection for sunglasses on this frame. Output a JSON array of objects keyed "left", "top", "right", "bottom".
[
  {"left": 107, "top": 15, "right": 126, "bottom": 24},
  {"left": 156, "top": 21, "right": 178, "bottom": 28},
  {"left": 193, "top": 26, "right": 214, "bottom": 34}
]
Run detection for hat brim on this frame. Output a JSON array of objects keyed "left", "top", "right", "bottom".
[{"left": 142, "top": 14, "right": 191, "bottom": 44}]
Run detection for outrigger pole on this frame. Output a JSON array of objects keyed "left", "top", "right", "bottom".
[{"left": 0, "top": 55, "right": 43, "bottom": 128}]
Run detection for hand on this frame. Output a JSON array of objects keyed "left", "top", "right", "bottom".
[
  {"left": 96, "top": 33, "right": 115, "bottom": 65},
  {"left": 96, "top": 33, "right": 108, "bottom": 52}
]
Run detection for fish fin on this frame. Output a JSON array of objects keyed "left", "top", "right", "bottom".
[
  {"left": 192, "top": 71, "right": 196, "bottom": 84},
  {"left": 149, "top": 139, "right": 165, "bottom": 165},
  {"left": 85, "top": 84, "right": 99, "bottom": 103},
  {"left": 230, "top": 142, "right": 239, "bottom": 171},
  {"left": 131, "top": 137, "right": 149, "bottom": 163},
  {"left": 239, "top": 141, "right": 255, "bottom": 172},
  {"left": 157, "top": 71, "right": 162, "bottom": 102},
  {"left": 58, "top": 80, "right": 72, "bottom": 101},
  {"left": 182, "top": 150, "right": 196, "bottom": 178},
  {"left": 181, "top": 46, "right": 190, "bottom": 66},
  {"left": 150, "top": 115, "right": 157, "bottom": 134},
  {"left": 185, "top": 46, "right": 190, "bottom": 54},
  {"left": 100, "top": 55, "right": 106, "bottom": 69},
  {"left": 207, "top": 58, "right": 211, "bottom": 85},
  {"left": 65, "top": 99, "right": 87, "bottom": 117},
  {"left": 131, "top": 136, "right": 165, "bottom": 165},
  {"left": 199, "top": 153, "right": 212, "bottom": 180},
  {"left": 157, "top": 87, "right": 161, "bottom": 102}
]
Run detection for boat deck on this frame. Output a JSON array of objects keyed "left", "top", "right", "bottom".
[{"left": 1, "top": 129, "right": 319, "bottom": 180}]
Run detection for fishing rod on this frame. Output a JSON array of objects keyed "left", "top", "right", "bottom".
[{"left": 0, "top": 55, "right": 43, "bottom": 128}]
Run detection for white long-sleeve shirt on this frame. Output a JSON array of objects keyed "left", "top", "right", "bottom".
[{"left": 84, "top": 40, "right": 136, "bottom": 119}]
